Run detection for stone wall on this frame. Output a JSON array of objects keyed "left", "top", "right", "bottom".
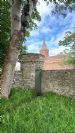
[
  {"left": 13, "top": 71, "right": 23, "bottom": 87},
  {"left": 19, "top": 53, "right": 44, "bottom": 88},
  {"left": 0, "top": 54, "right": 44, "bottom": 89},
  {"left": 13, "top": 68, "right": 75, "bottom": 98},
  {"left": 0, "top": 53, "right": 75, "bottom": 99},
  {"left": 41, "top": 69, "right": 75, "bottom": 98}
]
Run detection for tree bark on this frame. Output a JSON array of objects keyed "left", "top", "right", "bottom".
[
  {"left": 1, "top": 31, "right": 24, "bottom": 98},
  {"left": 1, "top": 0, "right": 23, "bottom": 98},
  {"left": 0, "top": 0, "right": 37, "bottom": 98}
]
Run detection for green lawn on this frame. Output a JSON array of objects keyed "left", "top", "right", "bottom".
[{"left": 0, "top": 88, "right": 75, "bottom": 133}]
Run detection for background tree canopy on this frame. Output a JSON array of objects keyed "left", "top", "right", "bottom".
[
  {"left": 59, "top": 32, "right": 75, "bottom": 67},
  {"left": 0, "top": 0, "right": 10, "bottom": 69}
]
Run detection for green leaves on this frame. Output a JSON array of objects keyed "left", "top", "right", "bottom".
[
  {"left": 0, "top": 0, "right": 10, "bottom": 69},
  {"left": 59, "top": 31, "right": 75, "bottom": 67},
  {"left": 59, "top": 32, "right": 75, "bottom": 46},
  {"left": 31, "top": 9, "right": 41, "bottom": 21}
]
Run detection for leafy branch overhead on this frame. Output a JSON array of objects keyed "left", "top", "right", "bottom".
[
  {"left": 45, "top": 0, "right": 75, "bottom": 16},
  {"left": 21, "top": 0, "right": 41, "bottom": 34},
  {"left": 59, "top": 32, "right": 75, "bottom": 46}
]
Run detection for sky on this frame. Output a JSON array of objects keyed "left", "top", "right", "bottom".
[{"left": 25, "top": 0, "right": 75, "bottom": 56}]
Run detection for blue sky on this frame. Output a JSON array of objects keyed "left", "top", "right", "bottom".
[{"left": 25, "top": 0, "right": 75, "bottom": 56}]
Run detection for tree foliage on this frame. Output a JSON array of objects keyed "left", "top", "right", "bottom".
[
  {"left": 0, "top": 0, "right": 10, "bottom": 69},
  {"left": 0, "top": 0, "right": 41, "bottom": 70},
  {"left": 59, "top": 32, "right": 75, "bottom": 67},
  {"left": 45, "top": 0, "right": 75, "bottom": 17},
  {"left": 59, "top": 32, "right": 75, "bottom": 46}
]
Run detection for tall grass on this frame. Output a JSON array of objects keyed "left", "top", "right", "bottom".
[{"left": 0, "top": 88, "right": 75, "bottom": 133}]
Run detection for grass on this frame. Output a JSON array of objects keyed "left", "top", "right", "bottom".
[{"left": 0, "top": 88, "right": 75, "bottom": 133}]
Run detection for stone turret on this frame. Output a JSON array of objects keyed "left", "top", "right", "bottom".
[
  {"left": 40, "top": 40, "right": 49, "bottom": 58},
  {"left": 19, "top": 53, "right": 44, "bottom": 88}
]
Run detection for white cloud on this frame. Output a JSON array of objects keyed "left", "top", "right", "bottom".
[
  {"left": 30, "top": 30, "right": 39, "bottom": 37},
  {"left": 53, "top": 31, "right": 67, "bottom": 44},
  {"left": 41, "top": 27, "right": 52, "bottom": 33},
  {"left": 37, "top": 0, "right": 54, "bottom": 18},
  {"left": 49, "top": 46, "right": 67, "bottom": 56},
  {"left": 27, "top": 43, "right": 40, "bottom": 53},
  {"left": 36, "top": 0, "right": 55, "bottom": 27},
  {"left": 27, "top": 43, "right": 69, "bottom": 56},
  {"left": 48, "top": 28, "right": 72, "bottom": 47},
  {"left": 27, "top": 40, "right": 69, "bottom": 56},
  {"left": 28, "top": 0, "right": 53, "bottom": 37},
  {"left": 26, "top": 0, "right": 75, "bottom": 55}
]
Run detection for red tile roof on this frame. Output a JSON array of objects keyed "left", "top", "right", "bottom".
[{"left": 40, "top": 41, "right": 73, "bottom": 70}]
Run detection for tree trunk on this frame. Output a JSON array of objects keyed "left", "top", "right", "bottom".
[
  {"left": 1, "top": 31, "right": 24, "bottom": 98},
  {"left": 1, "top": 0, "right": 23, "bottom": 98},
  {"left": 0, "top": 0, "right": 36, "bottom": 98}
]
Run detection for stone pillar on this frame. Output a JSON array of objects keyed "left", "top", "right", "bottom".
[
  {"left": 19, "top": 53, "right": 44, "bottom": 89},
  {"left": 35, "top": 68, "right": 42, "bottom": 96}
]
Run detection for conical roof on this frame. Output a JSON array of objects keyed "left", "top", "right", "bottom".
[
  {"left": 40, "top": 40, "right": 49, "bottom": 57},
  {"left": 42, "top": 40, "right": 47, "bottom": 49}
]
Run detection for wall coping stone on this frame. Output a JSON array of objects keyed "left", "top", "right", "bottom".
[{"left": 19, "top": 53, "right": 45, "bottom": 62}]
